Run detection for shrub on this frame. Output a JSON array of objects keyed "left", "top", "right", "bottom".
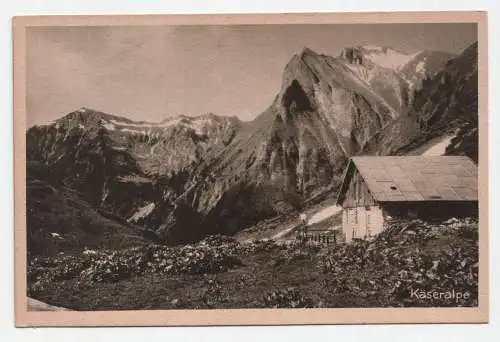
[
  {"left": 263, "top": 287, "right": 314, "bottom": 308},
  {"left": 28, "top": 235, "right": 244, "bottom": 294}
]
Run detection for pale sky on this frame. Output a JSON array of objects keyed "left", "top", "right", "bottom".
[{"left": 26, "top": 23, "right": 477, "bottom": 126}]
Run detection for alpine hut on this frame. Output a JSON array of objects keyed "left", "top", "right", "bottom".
[{"left": 335, "top": 156, "right": 478, "bottom": 243}]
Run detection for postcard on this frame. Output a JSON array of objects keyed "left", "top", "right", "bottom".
[{"left": 13, "top": 11, "right": 488, "bottom": 326}]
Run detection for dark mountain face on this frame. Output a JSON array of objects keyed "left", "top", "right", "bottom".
[
  {"left": 361, "top": 42, "right": 478, "bottom": 161},
  {"left": 26, "top": 42, "right": 479, "bottom": 248},
  {"left": 398, "top": 50, "right": 455, "bottom": 89},
  {"left": 413, "top": 43, "right": 478, "bottom": 128}
]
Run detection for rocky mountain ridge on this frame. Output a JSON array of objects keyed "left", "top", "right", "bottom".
[{"left": 26, "top": 41, "right": 478, "bottom": 249}]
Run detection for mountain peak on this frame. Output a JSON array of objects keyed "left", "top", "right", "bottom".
[
  {"left": 198, "top": 112, "right": 218, "bottom": 120},
  {"left": 299, "top": 47, "right": 318, "bottom": 57},
  {"left": 283, "top": 47, "right": 323, "bottom": 76},
  {"left": 58, "top": 108, "right": 119, "bottom": 122},
  {"left": 76, "top": 107, "right": 88, "bottom": 113}
]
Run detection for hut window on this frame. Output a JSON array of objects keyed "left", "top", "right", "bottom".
[
  {"left": 390, "top": 186, "right": 398, "bottom": 190},
  {"left": 354, "top": 208, "right": 358, "bottom": 224}
]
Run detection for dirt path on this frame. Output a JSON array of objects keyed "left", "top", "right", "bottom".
[
  {"left": 241, "top": 204, "right": 342, "bottom": 243},
  {"left": 271, "top": 223, "right": 301, "bottom": 240},
  {"left": 307, "top": 205, "right": 342, "bottom": 225}
]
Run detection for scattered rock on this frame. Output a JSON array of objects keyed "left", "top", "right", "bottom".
[{"left": 320, "top": 217, "right": 478, "bottom": 307}]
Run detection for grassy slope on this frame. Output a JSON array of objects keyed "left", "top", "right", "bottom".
[
  {"left": 27, "top": 178, "right": 148, "bottom": 258},
  {"left": 31, "top": 245, "right": 368, "bottom": 310},
  {"left": 31, "top": 220, "right": 478, "bottom": 310}
]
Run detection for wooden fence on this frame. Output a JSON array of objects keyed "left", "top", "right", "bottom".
[{"left": 294, "top": 230, "right": 340, "bottom": 245}]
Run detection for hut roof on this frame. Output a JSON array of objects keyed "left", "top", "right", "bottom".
[{"left": 336, "top": 156, "right": 478, "bottom": 204}]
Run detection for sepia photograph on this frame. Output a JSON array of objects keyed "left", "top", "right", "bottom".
[{"left": 13, "top": 12, "right": 488, "bottom": 326}]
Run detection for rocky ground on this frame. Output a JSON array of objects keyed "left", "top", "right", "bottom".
[{"left": 27, "top": 217, "right": 478, "bottom": 310}]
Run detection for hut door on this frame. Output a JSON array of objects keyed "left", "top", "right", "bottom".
[
  {"left": 365, "top": 207, "right": 372, "bottom": 237},
  {"left": 352, "top": 208, "right": 360, "bottom": 239}
]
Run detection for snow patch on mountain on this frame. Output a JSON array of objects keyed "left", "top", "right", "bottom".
[
  {"left": 362, "top": 45, "right": 384, "bottom": 52},
  {"left": 120, "top": 127, "right": 144, "bottom": 134},
  {"left": 110, "top": 118, "right": 183, "bottom": 129},
  {"left": 102, "top": 122, "right": 116, "bottom": 131},
  {"left": 422, "top": 134, "right": 456, "bottom": 156},
  {"left": 106, "top": 116, "right": 227, "bottom": 137},
  {"left": 128, "top": 202, "right": 156, "bottom": 222},
  {"left": 415, "top": 60, "right": 426, "bottom": 74},
  {"left": 109, "top": 119, "right": 152, "bottom": 128},
  {"left": 361, "top": 46, "right": 421, "bottom": 71},
  {"left": 190, "top": 117, "right": 213, "bottom": 135}
]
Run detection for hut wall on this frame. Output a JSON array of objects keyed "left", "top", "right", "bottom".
[
  {"left": 338, "top": 160, "right": 479, "bottom": 243},
  {"left": 341, "top": 168, "right": 384, "bottom": 242},
  {"left": 343, "top": 205, "right": 384, "bottom": 243},
  {"left": 381, "top": 201, "right": 478, "bottom": 221},
  {"left": 341, "top": 169, "right": 376, "bottom": 208}
]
